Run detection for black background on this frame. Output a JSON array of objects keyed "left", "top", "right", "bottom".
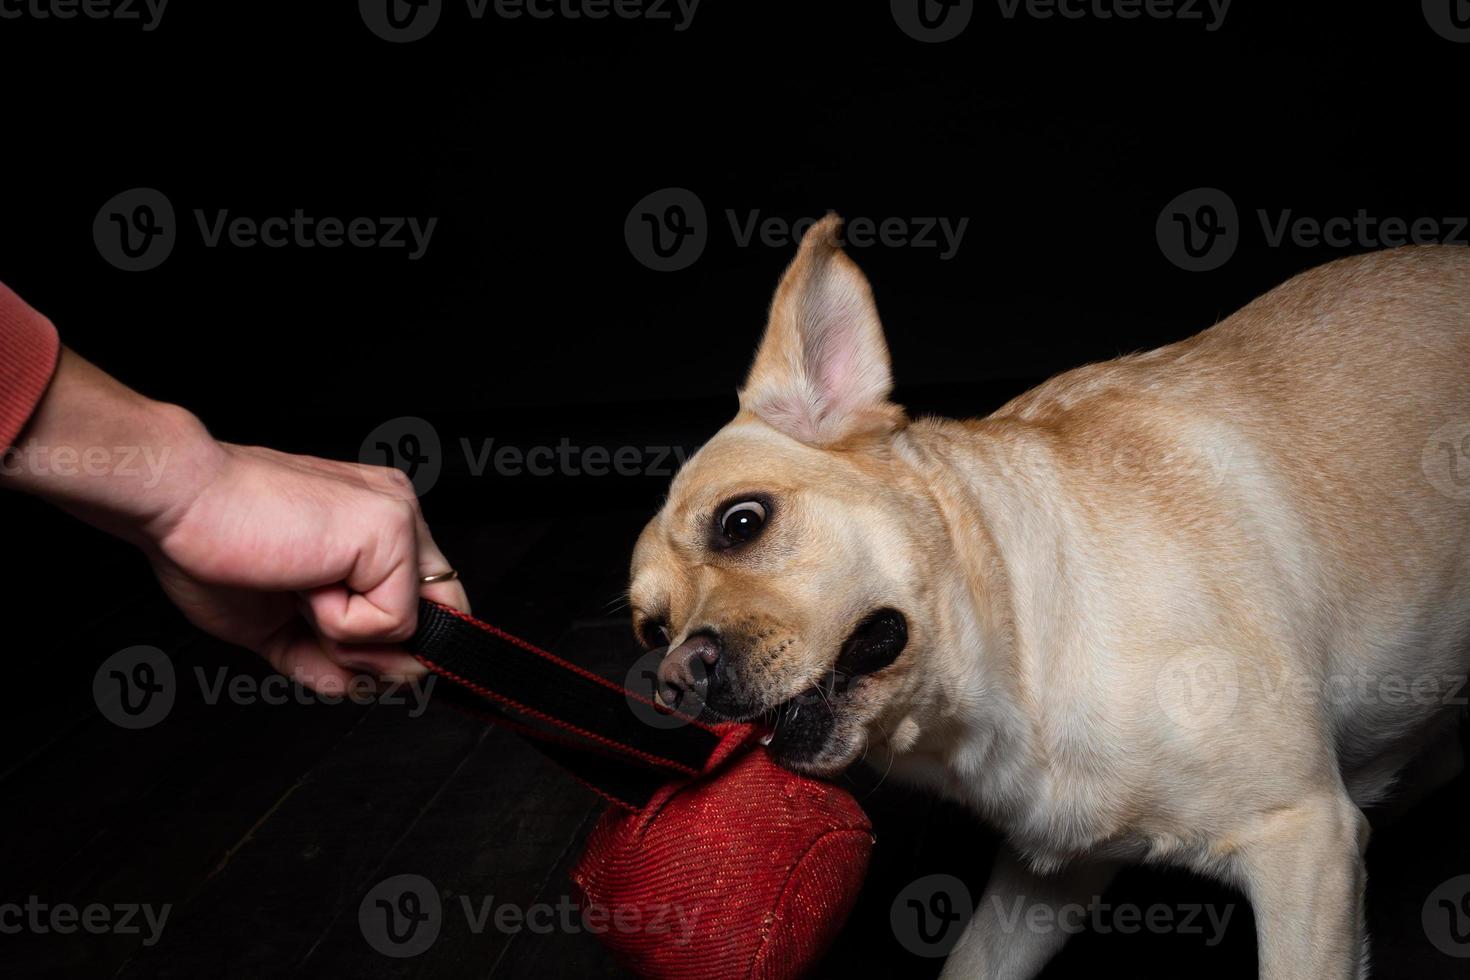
[{"left": 2, "top": 2, "right": 1468, "bottom": 978}]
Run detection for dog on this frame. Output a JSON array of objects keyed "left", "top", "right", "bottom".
[{"left": 628, "top": 214, "right": 1470, "bottom": 978}]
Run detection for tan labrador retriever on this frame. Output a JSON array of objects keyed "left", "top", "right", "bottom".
[{"left": 628, "top": 214, "right": 1470, "bottom": 979}]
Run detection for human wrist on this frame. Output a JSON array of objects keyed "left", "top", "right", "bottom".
[
  {"left": 124, "top": 399, "right": 229, "bottom": 544},
  {"left": 0, "top": 348, "right": 228, "bottom": 545}
]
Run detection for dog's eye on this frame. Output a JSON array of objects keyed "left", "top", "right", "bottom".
[{"left": 719, "top": 500, "right": 767, "bottom": 544}]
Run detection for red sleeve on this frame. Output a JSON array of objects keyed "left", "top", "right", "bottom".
[{"left": 0, "top": 281, "right": 61, "bottom": 448}]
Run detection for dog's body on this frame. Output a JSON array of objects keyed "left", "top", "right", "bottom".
[{"left": 630, "top": 217, "right": 1470, "bottom": 978}]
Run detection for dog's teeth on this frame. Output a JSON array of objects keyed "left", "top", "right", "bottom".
[{"left": 759, "top": 733, "right": 773, "bottom": 746}]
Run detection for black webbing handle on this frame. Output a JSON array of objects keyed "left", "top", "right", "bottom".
[{"left": 405, "top": 600, "right": 723, "bottom": 809}]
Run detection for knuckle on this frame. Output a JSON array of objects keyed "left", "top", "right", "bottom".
[
  {"left": 381, "top": 466, "right": 416, "bottom": 496},
  {"left": 314, "top": 616, "right": 352, "bottom": 642},
  {"left": 392, "top": 499, "right": 420, "bottom": 536},
  {"left": 383, "top": 610, "right": 417, "bottom": 642}
]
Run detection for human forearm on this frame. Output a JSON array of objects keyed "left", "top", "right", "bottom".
[{"left": 0, "top": 346, "right": 226, "bottom": 546}]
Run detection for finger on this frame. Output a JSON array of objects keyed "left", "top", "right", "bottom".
[
  {"left": 345, "top": 461, "right": 469, "bottom": 614},
  {"left": 412, "top": 508, "right": 470, "bottom": 614},
  {"left": 323, "top": 642, "right": 429, "bottom": 683},
  {"left": 259, "top": 619, "right": 370, "bottom": 696},
  {"left": 303, "top": 500, "right": 421, "bottom": 643}
]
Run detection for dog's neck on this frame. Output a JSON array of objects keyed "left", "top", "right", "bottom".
[{"left": 881, "top": 418, "right": 1104, "bottom": 853}]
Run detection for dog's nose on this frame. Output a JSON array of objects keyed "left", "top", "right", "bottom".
[{"left": 655, "top": 632, "right": 720, "bottom": 712}]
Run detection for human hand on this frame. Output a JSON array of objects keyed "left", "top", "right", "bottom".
[
  {"left": 146, "top": 442, "right": 469, "bottom": 693},
  {"left": 3, "top": 348, "right": 468, "bottom": 693}
]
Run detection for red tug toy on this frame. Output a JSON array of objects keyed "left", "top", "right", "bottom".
[{"left": 407, "top": 600, "right": 873, "bottom": 980}]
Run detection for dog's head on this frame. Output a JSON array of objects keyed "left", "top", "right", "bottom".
[{"left": 630, "top": 215, "right": 952, "bottom": 775}]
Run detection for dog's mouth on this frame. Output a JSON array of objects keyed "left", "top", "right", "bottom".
[
  {"left": 756, "top": 670, "right": 845, "bottom": 749},
  {"left": 755, "top": 607, "right": 909, "bottom": 766}
]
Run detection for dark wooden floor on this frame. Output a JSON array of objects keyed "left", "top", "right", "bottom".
[{"left": 4, "top": 490, "right": 1469, "bottom": 979}]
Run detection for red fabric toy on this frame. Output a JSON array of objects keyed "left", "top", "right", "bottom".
[{"left": 407, "top": 601, "right": 872, "bottom": 980}]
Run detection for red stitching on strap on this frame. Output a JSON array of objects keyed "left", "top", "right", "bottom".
[
  {"left": 426, "top": 600, "right": 718, "bottom": 732},
  {"left": 446, "top": 699, "right": 645, "bottom": 814},
  {"left": 416, "top": 654, "right": 702, "bottom": 778}
]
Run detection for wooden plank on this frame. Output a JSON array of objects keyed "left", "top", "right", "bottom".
[
  {"left": 1, "top": 631, "right": 376, "bottom": 979},
  {"left": 110, "top": 694, "right": 493, "bottom": 979}
]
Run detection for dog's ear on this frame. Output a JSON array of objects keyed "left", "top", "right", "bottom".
[{"left": 738, "top": 214, "right": 902, "bottom": 447}]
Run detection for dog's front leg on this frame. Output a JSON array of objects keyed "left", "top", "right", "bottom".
[
  {"left": 1232, "top": 792, "right": 1371, "bottom": 980},
  {"left": 940, "top": 844, "right": 1118, "bottom": 980}
]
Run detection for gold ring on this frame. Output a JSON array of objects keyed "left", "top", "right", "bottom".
[{"left": 419, "top": 569, "right": 460, "bottom": 585}]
